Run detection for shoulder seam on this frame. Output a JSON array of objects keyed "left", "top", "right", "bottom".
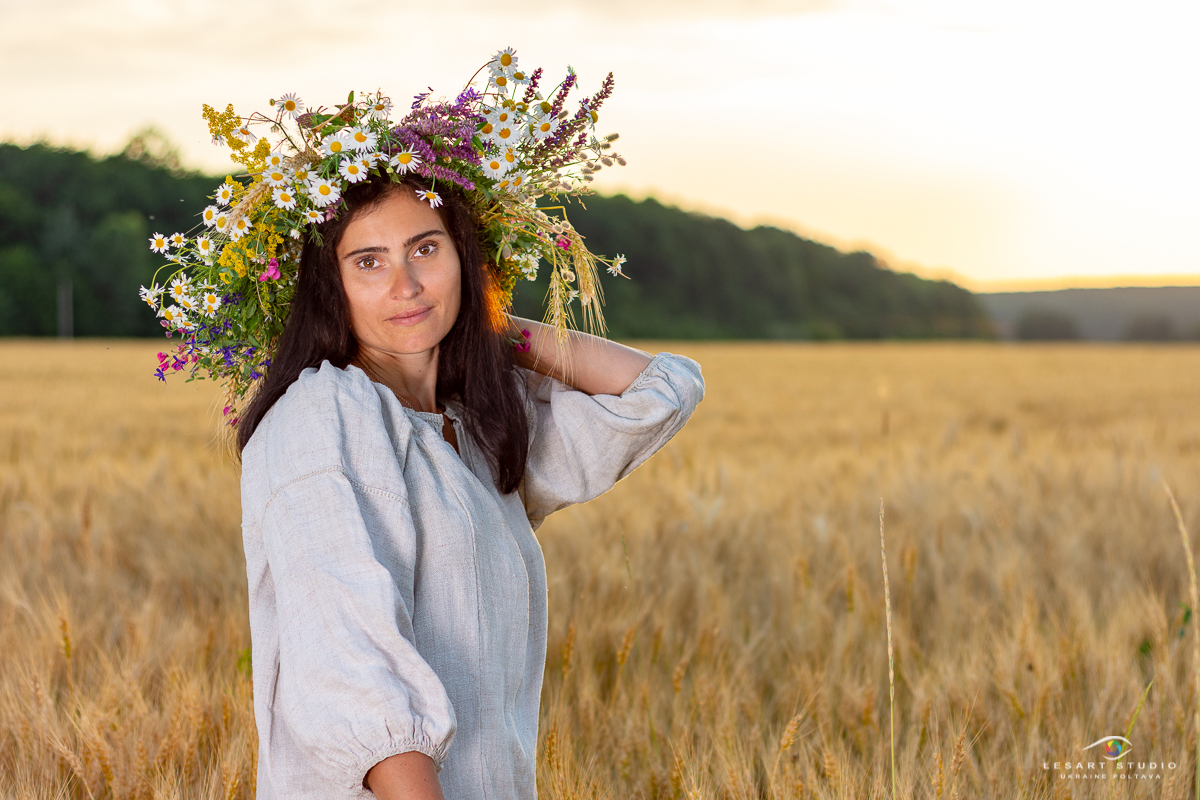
[{"left": 263, "top": 467, "right": 409, "bottom": 516}]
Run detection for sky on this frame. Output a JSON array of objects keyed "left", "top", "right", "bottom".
[{"left": 2, "top": 0, "right": 1198, "bottom": 290}]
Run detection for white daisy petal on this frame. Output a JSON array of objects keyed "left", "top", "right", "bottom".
[
  {"left": 389, "top": 148, "right": 422, "bottom": 174},
  {"left": 347, "top": 127, "right": 378, "bottom": 152},
  {"left": 339, "top": 159, "right": 368, "bottom": 183},
  {"left": 321, "top": 132, "right": 351, "bottom": 157},
  {"left": 416, "top": 189, "right": 443, "bottom": 209},
  {"left": 277, "top": 93, "right": 304, "bottom": 119},
  {"left": 308, "top": 178, "right": 341, "bottom": 207},
  {"left": 272, "top": 187, "right": 298, "bottom": 210},
  {"left": 263, "top": 168, "right": 289, "bottom": 187},
  {"left": 149, "top": 233, "right": 169, "bottom": 253}
]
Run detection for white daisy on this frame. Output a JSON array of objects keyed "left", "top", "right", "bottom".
[
  {"left": 211, "top": 133, "right": 226, "bottom": 147},
  {"left": 507, "top": 171, "right": 528, "bottom": 190},
  {"left": 265, "top": 151, "right": 287, "bottom": 169},
  {"left": 213, "top": 212, "right": 230, "bottom": 233},
  {"left": 263, "top": 167, "right": 289, "bottom": 187},
  {"left": 309, "top": 178, "right": 341, "bottom": 207},
  {"left": 489, "top": 72, "right": 512, "bottom": 91},
  {"left": 232, "top": 124, "right": 257, "bottom": 144},
  {"left": 480, "top": 155, "right": 509, "bottom": 179},
  {"left": 201, "top": 205, "right": 220, "bottom": 227},
  {"left": 215, "top": 181, "right": 238, "bottom": 205},
  {"left": 177, "top": 294, "right": 198, "bottom": 313},
  {"left": 229, "top": 216, "right": 253, "bottom": 240},
  {"left": 607, "top": 255, "right": 627, "bottom": 276},
  {"left": 530, "top": 114, "right": 557, "bottom": 141},
  {"left": 369, "top": 97, "right": 392, "bottom": 119},
  {"left": 510, "top": 68, "right": 530, "bottom": 85},
  {"left": 339, "top": 159, "right": 368, "bottom": 183},
  {"left": 272, "top": 187, "right": 298, "bottom": 210},
  {"left": 489, "top": 47, "right": 518, "bottom": 76},
  {"left": 416, "top": 189, "right": 443, "bottom": 209},
  {"left": 491, "top": 122, "right": 525, "bottom": 148},
  {"left": 276, "top": 93, "right": 304, "bottom": 119},
  {"left": 502, "top": 147, "right": 519, "bottom": 167},
  {"left": 160, "top": 305, "right": 187, "bottom": 326},
  {"left": 321, "top": 132, "right": 351, "bottom": 157},
  {"left": 169, "top": 232, "right": 186, "bottom": 248},
  {"left": 488, "top": 107, "right": 519, "bottom": 129},
  {"left": 149, "top": 233, "right": 169, "bottom": 253},
  {"left": 291, "top": 166, "right": 312, "bottom": 185},
  {"left": 139, "top": 285, "right": 162, "bottom": 307},
  {"left": 304, "top": 209, "right": 323, "bottom": 224},
  {"left": 389, "top": 148, "right": 422, "bottom": 174},
  {"left": 195, "top": 236, "right": 214, "bottom": 257},
  {"left": 168, "top": 277, "right": 193, "bottom": 303},
  {"left": 201, "top": 292, "right": 222, "bottom": 317},
  {"left": 346, "top": 127, "right": 378, "bottom": 152},
  {"left": 359, "top": 152, "right": 381, "bottom": 169}
]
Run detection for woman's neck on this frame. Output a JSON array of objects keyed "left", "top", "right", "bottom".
[{"left": 354, "top": 346, "right": 441, "bottom": 413}]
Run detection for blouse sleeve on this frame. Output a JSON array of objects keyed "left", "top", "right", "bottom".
[
  {"left": 260, "top": 467, "right": 457, "bottom": 790},
  {"left": 519, "top": 351, "right": 704, "bottom": 527}
]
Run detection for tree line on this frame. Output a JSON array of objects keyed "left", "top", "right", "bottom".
[{"left": 0, "top": 142, "right": 993, "bottom": 340}]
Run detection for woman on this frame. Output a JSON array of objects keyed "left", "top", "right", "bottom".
[{"left": 236, "top": 171, "right": 704, "bottom": 799}]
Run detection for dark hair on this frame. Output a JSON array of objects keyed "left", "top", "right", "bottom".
[{"left": 236, "top": 174, "right": 529, "bottom": 494}]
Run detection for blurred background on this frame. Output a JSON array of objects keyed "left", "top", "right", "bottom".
[{"left": 1, "top": 0, "right": 1198, "bottom": 338}]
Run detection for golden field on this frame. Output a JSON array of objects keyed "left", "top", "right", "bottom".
[{"left": 2, "top": 339, "right": 1200, "bottom": 800}]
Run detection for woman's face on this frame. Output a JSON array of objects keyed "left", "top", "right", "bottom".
[{"left": 337, "top": 189, "right": 462, "bottom": 359}]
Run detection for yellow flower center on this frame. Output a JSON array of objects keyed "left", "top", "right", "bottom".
[
  {"left": 495, "top": 76, "right": 508, "bottom": 87},
  {"left": 331, "top": 142, "right": 342, "bottom": 152},
  {"left": 284, "top": 100, "right": 296, "bottom": 111},
  {"left": 397, "top": 153, "right": 413, "bottom": 164},
  {"left": 319, "top": 185, "right": 331, "bottom": 196},
  {"left": 539, "top": 122, "right": 551, "bottom": 132},
  {"left": 354, "top": 132, "right": 368, "bottom": 143},
  {"left": 500, "top": 53, "right": 512, "bottom": 67},
  {"left": 498, "top": 127, "right": 512, "bottom": 139},
  {"left": 280, "top": 193, "right": 291, "bottom": 202}
]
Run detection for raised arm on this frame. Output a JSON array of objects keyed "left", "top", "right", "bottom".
[{"left": 508, "top": 314, "right": 652, "bottom": 396}]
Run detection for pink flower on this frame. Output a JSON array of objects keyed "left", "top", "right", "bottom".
[
  {"left": 555, "top": 237, "right": 570, "bottom": 250},
  {"left": 521, "top": 328, "right": 531, "bottom": 339},
  {"left": 258, "top": 258, "right": 281, "bottom": 282}
]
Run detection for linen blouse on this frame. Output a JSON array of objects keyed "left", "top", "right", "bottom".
[{"left": 239, "top": 351, "right": 705, "bottom": 800}]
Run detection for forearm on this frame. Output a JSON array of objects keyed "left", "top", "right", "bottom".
[
  {"left": 508, "top": 315, "right": 652, "bottom": 396},
  {"left": 365, "top": 751, "right": 444, "bottom": 800}
]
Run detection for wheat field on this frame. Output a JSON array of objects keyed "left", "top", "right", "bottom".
[{"left": 2, "top": 339, "right": 1199, "bottom": 799}]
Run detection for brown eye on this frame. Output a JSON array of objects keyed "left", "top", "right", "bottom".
[{"left": 359, "top": 256, "right": 378, "bottom": 270}]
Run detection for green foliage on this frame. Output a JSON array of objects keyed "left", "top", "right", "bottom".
[
  {"left": 0, "top": 142, "right": 213, "bottom": 337},
  {"left": 0, "top": 142, "right": 993, "bottom": 340},
  {"left": 513, "top": 195, "right": 993, "bottom": 339}
]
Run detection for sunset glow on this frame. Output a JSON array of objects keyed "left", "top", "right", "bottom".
[{"left": 3, "top": 0, "right": 1196, "bottom": 288}]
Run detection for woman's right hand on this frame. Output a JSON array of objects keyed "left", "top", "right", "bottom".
[{"left": 364, "top": 751, "right": 445, "bottom": 800}]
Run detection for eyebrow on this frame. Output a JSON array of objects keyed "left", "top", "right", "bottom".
[{"left": 342, "top": 229, "right": 446, "bottom": 259}]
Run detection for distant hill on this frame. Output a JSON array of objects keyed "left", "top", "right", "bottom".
[
  {"left": 979, "top": 287, "right": 1200, "bottom": 341},
  {"left": 0, "top": 141, "right": 992, "bottom": 340}
]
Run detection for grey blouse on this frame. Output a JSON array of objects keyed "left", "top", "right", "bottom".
[{"left": 240, "top": 352, "right": 704, "bottom": 799}]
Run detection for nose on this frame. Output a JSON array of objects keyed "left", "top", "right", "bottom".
[{"left": 389, "top": 261, "right": 422, "bottom": 300}]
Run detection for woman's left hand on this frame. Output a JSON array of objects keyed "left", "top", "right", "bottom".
[{"left": 507, "top": 315, "right": 652, "bottom": 396}]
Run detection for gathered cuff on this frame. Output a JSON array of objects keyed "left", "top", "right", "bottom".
[
  {"left": 620, "top": 352, "right": 670, "bottom": 397},
  {"left": 354, "top": 739, "right": 448, "bottom": 792}
]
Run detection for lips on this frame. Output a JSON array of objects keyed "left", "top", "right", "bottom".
[{"left": 387, "top": 306, "right": 433, "bottom": 326}]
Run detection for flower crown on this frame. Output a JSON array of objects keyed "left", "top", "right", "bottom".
[{"left": 140, "top": 47, "right": 628, "bottom": 425}]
